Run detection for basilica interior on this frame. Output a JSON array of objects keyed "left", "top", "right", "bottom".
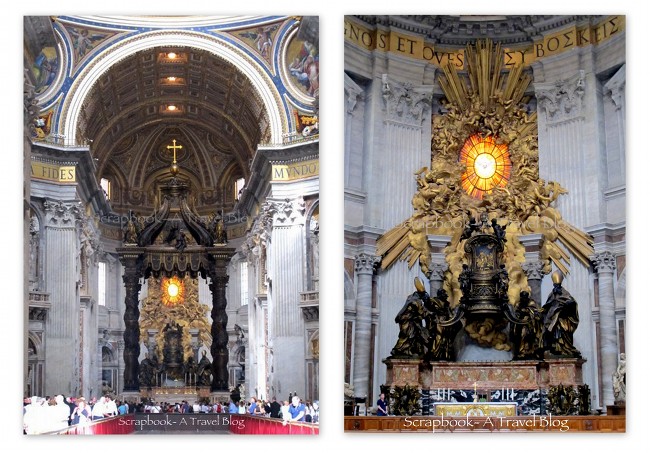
[
  {"left": 20, "top": 11, "right": 632, "bottom": 437},
  {"left": 24, "top": 15, "right": 319, "bottom": 406},
  {"left": 344, "top": 15, "right": 626, "bottom": 428}
]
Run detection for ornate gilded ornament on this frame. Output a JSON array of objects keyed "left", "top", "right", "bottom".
[
  {"left": 376, "top": 39, "right": 594, "bottom": 313},
  {"left": 140, "top": 276, "right": 211, "bottom": 362}
]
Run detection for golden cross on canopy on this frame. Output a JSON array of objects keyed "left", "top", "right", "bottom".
[{"left": 167, "top": 139, "right": 182, "bottom": 162}]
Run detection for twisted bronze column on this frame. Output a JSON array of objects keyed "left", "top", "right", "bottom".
[
  {"left": 209, "top": 266, "right": 230, "bottom": 391},
  {"left": 121, "top": 255, "right": 142, "bottom": 391}
]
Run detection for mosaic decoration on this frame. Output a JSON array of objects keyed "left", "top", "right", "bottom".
[
  {"left": 31, "top": 47, "right": 58, "bottom": 94},
  {"left": 236, "top": 23, "right": 281, "bottom": 63},
  {"left": 286, "top": 35, "right": 319, "bottom": 98}
]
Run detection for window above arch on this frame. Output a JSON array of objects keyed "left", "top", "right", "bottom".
[
  {"left": 100, "top": 177, "right": 111, "bottom": 200},
  {"left": 235, "top": 177, "right": 245, "bottom": 201}
]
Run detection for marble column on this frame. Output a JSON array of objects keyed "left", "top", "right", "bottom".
[
  {"left": 519, "top": 234, "right": 546, "bottom": 305},
  {"left": 120, "top": 254, "right": 142, "bottom": 392},
  {"left": 522, "top": 261, "right": 545, "bottom": 306},
  {"left": 117, "top": 340, "right": 125, "bottom": 394},
  {"left": 428, "top": 263, "right": 448, "bottom": 297},
  {"left": 42, "top": 200, "right": 82, "bottom": 397},
  {"left": 353, "top": 253, "right": 380, "bottom": 399},
  {"left": 427, "top": 235, "right": 451, "bottom": 296},
  {"left": 209, "top": 265, "right": 230, "bottom": 391},
  {"left": 593, "top": 251, "right": 618, "bottom": 407}
]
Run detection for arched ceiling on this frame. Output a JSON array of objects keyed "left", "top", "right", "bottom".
[{"left": 78, "top": 46, "right": 270, "bottom": 214}]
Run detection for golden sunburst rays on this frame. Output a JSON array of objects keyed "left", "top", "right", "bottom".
[
  {"left": 139, "top": 277, "right": 212, "bottom": 360},
  {"left": 460, "top": 134, "right": 512, "bottom": 199},
  {"left": 162, "top": 276, "right": 184, "bottom": 306},
  {"left": 439, "top": 39, "right": 532, "bottom": 114},
  {"left": 377, "top": 38, "right": 593, "bottom": 291}
]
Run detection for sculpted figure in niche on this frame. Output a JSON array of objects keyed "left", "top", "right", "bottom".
[{"left": 123, "top": 217, "right": 138, "bottom": 244}]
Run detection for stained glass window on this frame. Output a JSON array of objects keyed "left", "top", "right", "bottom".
[
  {"left": 161, "top": 276, "right": 184, "bottom": 306},
  {"left": 459, "top": 134, "right": 511, "bottom": 199}
]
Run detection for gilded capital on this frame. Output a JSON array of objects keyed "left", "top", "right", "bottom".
[
  {"left": 592, "top": 251, "right": 617, "bottom": 274},
  {"left": 354, "top": 253, "right": 380, "bottom": 275}
]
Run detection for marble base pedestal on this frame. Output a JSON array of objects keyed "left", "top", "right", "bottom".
[
  {"left": 385, "top": 357, "right": 586, "bottom": 390},
  {"left": 607, "top": 403, "right": 625, "bottom": 416},
  {"left": 540, "top": 358, "right": 587, "bottom": 387},
  {"left": 383, "top": 358, "right": 422, "bottom": 387}
]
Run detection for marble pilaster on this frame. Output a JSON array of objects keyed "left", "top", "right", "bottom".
[
  {"left": 376, "top": 75, "right": 433, "bottom": 230},
  {"left": 42, "top": 200, "right": 82, "bottom": 396},
  {"left": 535, "top": 66, "right": 597, "bottom": 402},
  {"left": 604, "top": 65, "right": 626, "bottom": 189},
  {"left": 266, "top": 197, "right": 307, "bottom": 399}
]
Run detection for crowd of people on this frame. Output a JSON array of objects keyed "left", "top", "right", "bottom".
[
  {"left": 23, "top": 394, "right": 122, "bottom": 434},
  {"left": 23, "top": 393, "right": 319, "bottom": 434},
  {"left": 240, "top": 395, "right": 319, "bottom": 424}
]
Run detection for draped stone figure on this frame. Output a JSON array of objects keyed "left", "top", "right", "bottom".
[
  {"left": 542, "top": 272, "right": 581, "bottom": 358},
  {"left": 613, "top": 353, "right": 626, "bottom": 403}
]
